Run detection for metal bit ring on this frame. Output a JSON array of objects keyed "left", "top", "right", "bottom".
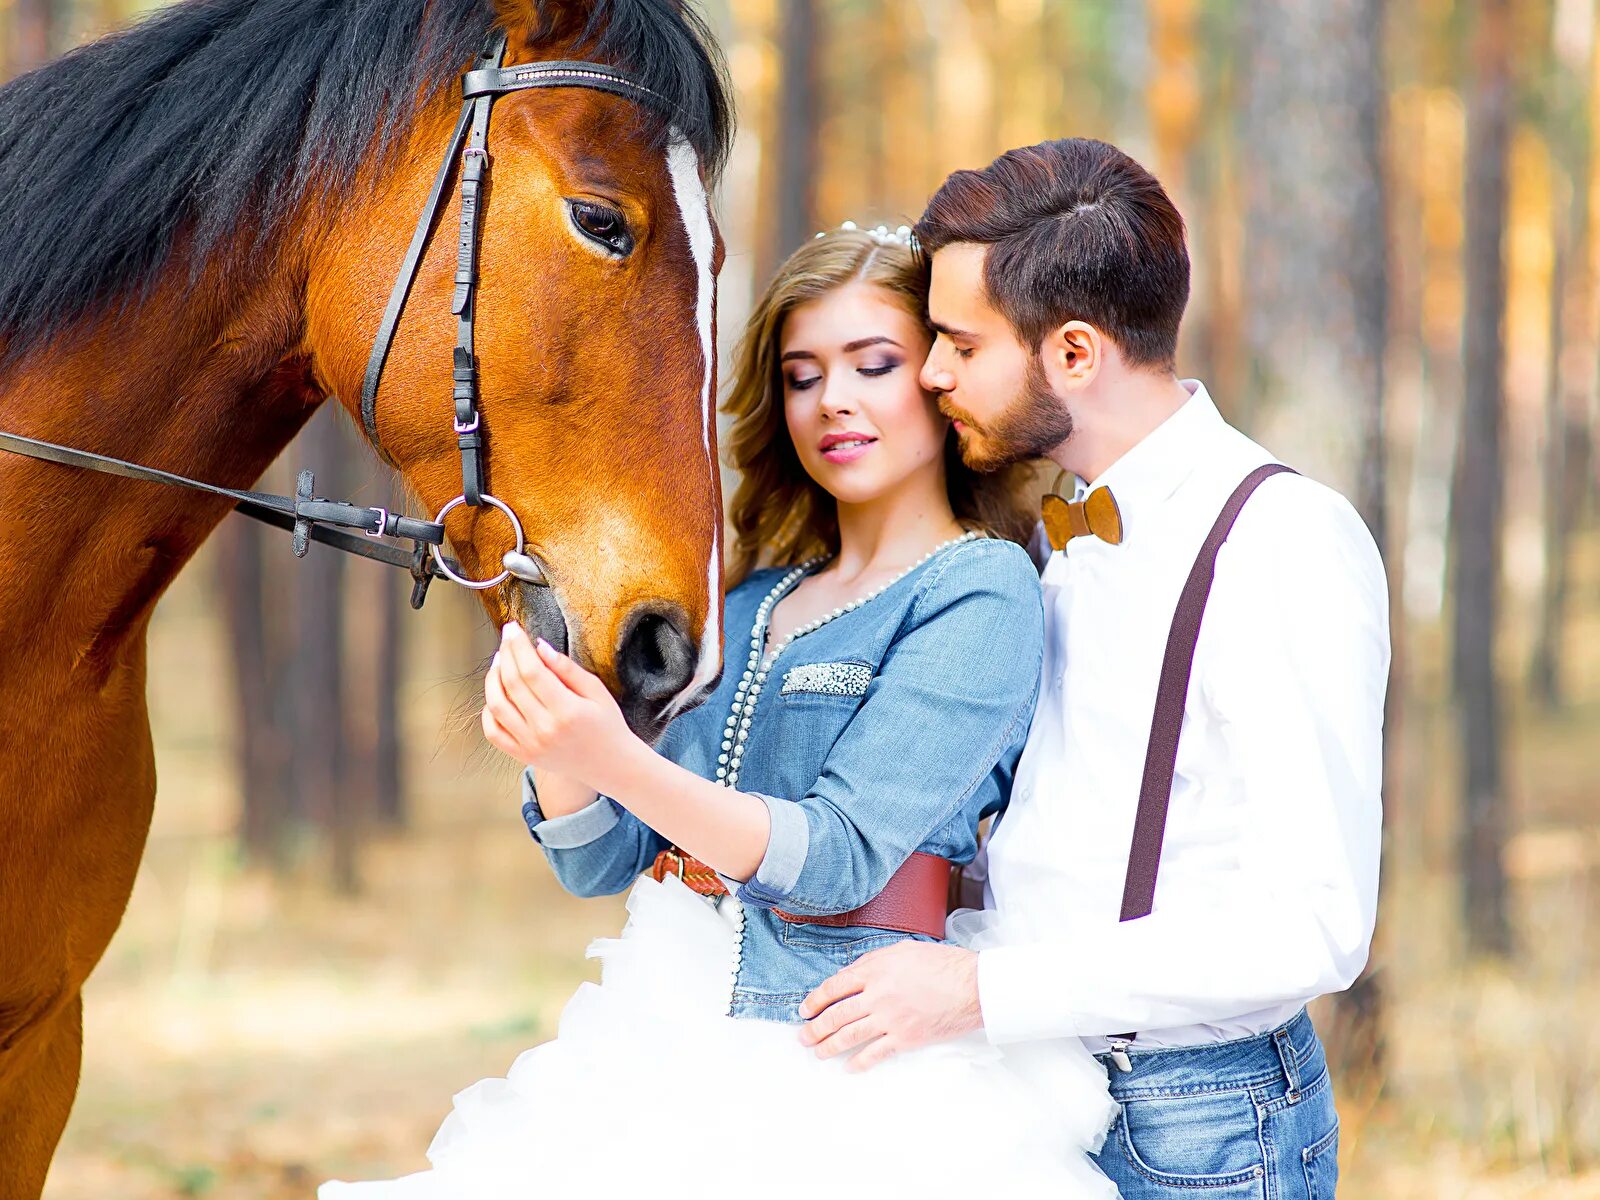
[{"left": 427, "top": 493, "right": 524, "bottom": 589}]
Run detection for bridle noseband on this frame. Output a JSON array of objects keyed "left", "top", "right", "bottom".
[{"left": 0, "top": 30, "right": 663, "bottom": 614}]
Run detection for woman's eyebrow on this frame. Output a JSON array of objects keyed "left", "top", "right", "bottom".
[{"left": 780, "top": 336, "right": 904, "bottom": 364}]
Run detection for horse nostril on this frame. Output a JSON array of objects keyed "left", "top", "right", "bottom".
[{"left": 617, "top": 611, "right": 696, "bottom": 707}]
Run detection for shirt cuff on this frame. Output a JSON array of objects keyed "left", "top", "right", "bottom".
[
  {"left": 978, "top": 943, "right": 1079, "bottom": 1046},
  {"left": 734, "top": 792, "right": 809, "bottom": 909},
  {"left": 520, "top": 768, "right": 623, "bottom": 850}
]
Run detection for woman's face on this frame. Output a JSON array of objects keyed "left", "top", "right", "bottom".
[{"left": 779, "top": 282, "right": 947, "bottom": 508}]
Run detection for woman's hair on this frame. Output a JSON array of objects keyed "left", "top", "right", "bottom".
[{"left": 723, "top": 228, "right": 1036, "bottom": 586}]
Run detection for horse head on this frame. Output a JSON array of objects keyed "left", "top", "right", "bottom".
[{"left": 306, "top": 0, "right": 732, "bottom": 739}]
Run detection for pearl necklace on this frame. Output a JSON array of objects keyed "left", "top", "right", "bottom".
[{"left": 709, "top": 530, "right": 982, "bottom": 1009}]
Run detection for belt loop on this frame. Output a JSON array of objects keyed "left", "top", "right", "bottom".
[{"left": 1272, "top": 1022, "right": 1302, "bottom": 1100}]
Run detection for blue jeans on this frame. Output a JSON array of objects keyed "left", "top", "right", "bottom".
[{"left": 1090, "top": 1009, "right": 1340, "bottom": 1199}]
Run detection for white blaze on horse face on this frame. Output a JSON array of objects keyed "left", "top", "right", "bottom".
[{"left": 664, "top": 137, "right": 720, "bottom": 718}]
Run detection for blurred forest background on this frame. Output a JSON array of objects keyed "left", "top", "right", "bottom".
[{"left": 5, "top": 0, "right": 1600, "bottom": 1196}]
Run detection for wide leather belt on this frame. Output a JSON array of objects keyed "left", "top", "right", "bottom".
[{"left": 649, "top": 849, "right": 953, "bottom": 941}]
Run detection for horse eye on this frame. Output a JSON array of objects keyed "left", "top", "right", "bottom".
[{"left": 568, "top": 200, "right": 634, "bottom": 256}]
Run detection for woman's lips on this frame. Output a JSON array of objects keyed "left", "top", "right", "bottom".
[{"left": 820, "top": 436, "right": 877, "bottom": 463}]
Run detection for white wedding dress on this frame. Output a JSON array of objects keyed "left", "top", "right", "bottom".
[{"left": 320, "top": 875, "right": 1120, "bottom": 1199}]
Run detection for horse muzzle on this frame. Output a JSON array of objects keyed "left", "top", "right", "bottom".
[{"left": 506, "top": 557, "right": 709, "bottom": 741}]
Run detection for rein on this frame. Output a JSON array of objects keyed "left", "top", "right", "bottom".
[
  {"left": 0, "top": 428, "right": 450, "bottom": 607},
  {"left": 0, "top": 30, "right": 664, "bottom": 614}
]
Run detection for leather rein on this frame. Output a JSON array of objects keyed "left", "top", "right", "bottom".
[{"left": 0, "top": 31, "right": 663, "bottom": 613}]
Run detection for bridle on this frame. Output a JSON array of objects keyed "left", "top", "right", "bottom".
[
  {"left": 0, "top": 30, "right": 663, "bottom": 619},
  {"left": 359, "top": 31, "right": 664, "bottom": 600}
]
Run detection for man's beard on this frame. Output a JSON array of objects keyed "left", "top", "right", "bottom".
[{"left": 941, "top": 356, "right": 1074, "bottom": 473}]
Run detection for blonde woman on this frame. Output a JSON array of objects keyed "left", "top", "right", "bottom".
[{"left": 322, "top": 228, "right": 1119, "bottom": 1198}]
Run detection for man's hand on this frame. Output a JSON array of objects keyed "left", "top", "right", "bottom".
[{"left": 797, "top": 941, "right": 982, "bottom": 1071}]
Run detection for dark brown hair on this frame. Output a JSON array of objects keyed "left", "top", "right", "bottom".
[
  {"left": 723, "top": 229, "right": 1036, "bottom": 586},
  {"left": 914, "top": 138, "right": 1190, "bottom": 371}
]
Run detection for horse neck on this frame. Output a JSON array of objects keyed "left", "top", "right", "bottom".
[{"left": 0, "top": 260, "right": 321, "bottom": 672}]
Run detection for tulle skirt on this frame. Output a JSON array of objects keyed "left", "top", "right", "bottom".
[{"left": 319, "top": 876, "right": 1119, "bottom": 1199}]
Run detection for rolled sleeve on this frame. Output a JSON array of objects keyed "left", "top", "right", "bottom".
[
  {"left": 529, "top": 797, "right": 624, "bottom": 849},
  {"left": 519, "top": 767, "right": 622, "bottom": 849},
  {"left": 735, "top": 791, "right": 811, "bottom": 908}
]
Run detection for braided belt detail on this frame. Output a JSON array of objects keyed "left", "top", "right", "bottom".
[{"left": 649, "top": 849, "right": 953, "bottom": 941}]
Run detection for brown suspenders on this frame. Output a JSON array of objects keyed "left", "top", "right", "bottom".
[{"left": 1118, "top": 463, "right": 1298, "bottom": 923}]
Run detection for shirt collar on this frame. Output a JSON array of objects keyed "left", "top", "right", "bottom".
[{"left": 1073, "top": 380, "right": 1224, "bottom": 540}]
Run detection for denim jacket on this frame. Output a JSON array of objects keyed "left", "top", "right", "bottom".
[{"left": 522, "top": 536, "right": 1045, "bottom": 1022}]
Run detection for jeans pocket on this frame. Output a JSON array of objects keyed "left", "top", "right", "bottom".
[
  {"left": 777, "top": 920, "right": 906, "bottom": 960},
  {"left": 1301, "top": 1120, "right": 1339, "bottom": 1200},
  {"left": 1114, "top": 1091, "right": 1268, "bottom": 1193}
]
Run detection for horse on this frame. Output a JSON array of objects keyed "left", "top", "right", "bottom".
[{"left": 0, "top": 0, "right": 733, "bottom": 1190}]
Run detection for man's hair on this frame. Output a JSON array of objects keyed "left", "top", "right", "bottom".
[{"left": 915, "top": 138, "right": 1190, "bottom": 371}]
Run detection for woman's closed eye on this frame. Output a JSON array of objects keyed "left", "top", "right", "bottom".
[
  {"left": 786, "top": 371, "right": 823, "bottom": 392},
  {"left": 857, "top": 359, "right": 901, "bottom": 378}
]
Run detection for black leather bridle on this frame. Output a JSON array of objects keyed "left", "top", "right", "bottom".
[{"left": 0, "top": 30, "right": 663, "bottom": 617}]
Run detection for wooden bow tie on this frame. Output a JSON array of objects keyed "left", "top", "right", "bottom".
[{"left": 1042, "top": 485, "right": 1123, "bottom": 550}]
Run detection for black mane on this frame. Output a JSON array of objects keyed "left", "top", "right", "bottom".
[{"left": 0, "top": 0, "right": 732, "bottom": 355}]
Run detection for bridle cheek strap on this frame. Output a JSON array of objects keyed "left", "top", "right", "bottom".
[
  {"left": 358, "top": 33, "right": 666, "bottom": 510},
  {"left": 358, "top": 97, "right": 474, "bottom": 464}
]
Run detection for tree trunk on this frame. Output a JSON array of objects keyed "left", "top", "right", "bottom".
[
  {"left": 374, "top": 470, "right": 407, "bottom": 828},
  {"left": 291, "top": 406, "right": 359, "bottom": 894},
  {"left": 372, "top": 572, "right": 405, "bottom": 827},
  {"left": 1238, "top": 0, "right": 1388, "bottom": 513},
  {"left": 1529, "top": 8, "right": 1595, "bottom": 710},
  {"left": 1146, "top": 0, "right": 1200, "bottom": 208},
  {"left": 1238, "top": 0, "right": 1391, "bottom": 1074},
  {"left": 218, "top": 518, "right": 292, "bottom": 863},
  {"left": 1454, "top": 0, "right": 1513, "bottom": 959},
  {"left": 12, "top": 0, "right": 55, "bottom": 73},
  {"left": 770, "top": 0, "right": 820, "bottom": 273}
]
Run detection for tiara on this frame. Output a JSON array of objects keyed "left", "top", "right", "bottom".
[{"left": 814, "top": 220, "right": 917, "bottom": 250}]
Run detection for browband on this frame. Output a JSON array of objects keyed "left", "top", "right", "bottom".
[{"left": 462, "top": 60, "right": 667, "bottom": 106}]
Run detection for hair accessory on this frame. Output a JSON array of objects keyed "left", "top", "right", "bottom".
[{"left": 813, "top": 220, "right": 917, "bottom": 250}]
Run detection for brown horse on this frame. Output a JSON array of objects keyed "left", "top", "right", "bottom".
[{"left": 0, "top": 0, "right": 731, "bottom": 1191}]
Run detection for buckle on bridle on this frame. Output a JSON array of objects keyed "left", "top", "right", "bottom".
[
  {"left": 365, "top": 506, "right": 390, "bottom": 538},
  {"left": 453, "top": 413, "right": 480, "bottom": 434}
]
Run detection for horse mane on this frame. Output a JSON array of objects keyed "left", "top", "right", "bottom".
[{"left": 0, "top": 0, "right": 732, "bottom": 358}]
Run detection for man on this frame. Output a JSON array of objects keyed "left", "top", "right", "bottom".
[{"left": 798, "top": 138, "right": 1389, "bottom": 1198}]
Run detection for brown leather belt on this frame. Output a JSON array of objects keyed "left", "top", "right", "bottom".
[{"left": 649, "top": 848, "right": 953, "bottom": 941}]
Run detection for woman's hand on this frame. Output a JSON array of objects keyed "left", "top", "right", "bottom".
[
  {"left": 481, "top": 622, "right": 641, "bottom": 792},
  {"left": 484, "top": 622, "right": 773, "bottom": 880}
]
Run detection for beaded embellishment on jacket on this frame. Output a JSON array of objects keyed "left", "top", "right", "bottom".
[{"left": 780, "top": 661, "right": 873, "bottom": 698}]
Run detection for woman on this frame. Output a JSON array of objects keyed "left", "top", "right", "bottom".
[{"left": 321, "top": 225, "right": 1119, "bottom": 1199}]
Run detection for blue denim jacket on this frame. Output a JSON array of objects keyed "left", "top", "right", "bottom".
[{"left": 522, "top": 536, "right": 1044, "bottom": 1022}]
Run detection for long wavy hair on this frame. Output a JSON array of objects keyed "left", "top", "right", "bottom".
[{"left": 723, "top": 230, "right": 1036, "bottom": 586}]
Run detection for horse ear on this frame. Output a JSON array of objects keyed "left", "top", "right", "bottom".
[{"left": 494, "top": 0, "right": 595, "bottom": 45}]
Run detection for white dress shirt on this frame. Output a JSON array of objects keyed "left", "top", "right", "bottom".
[{"left": 977, "top": 380, "right": 1390, "bottom": 1049}]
